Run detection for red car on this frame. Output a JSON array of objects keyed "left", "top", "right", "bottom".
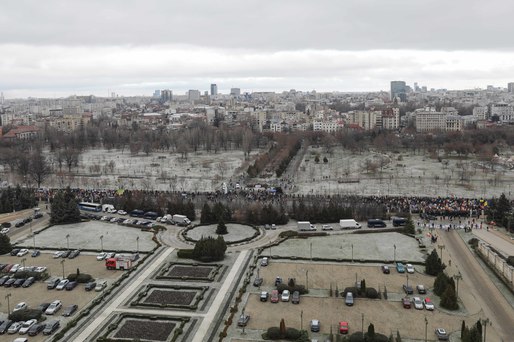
[
  {"left": 402, "top": 297, "right": 411, "bottom": 309},
  {"left": 270, "top": 290, "right": 279, "bottom": 303},
  {"left": 339, "top": 321, "right": 349, "bottom": 334}
]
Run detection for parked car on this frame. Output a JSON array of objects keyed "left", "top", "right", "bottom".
[
  {"left": 60, "top": 250, "right": 71, "bottom": 258},
  {"left": 68, "top": 250, "right": 80, "bottom": 259},
  {"left": 43, "top": 320, "right": 60, "bottom": 335},
  {"left": 7, "top": 321, "right": 23, "bottom": 334},
  {"left": 396, "top": 262, "right": 405, "bottom": 273},
  {"left": 381, "top": 265, "right": 390, "bottom": 274},
  {"left": 16, "top": 249, "right": 29, "bottom": 257},
  {"left": 0, "top": 228, "right": 9, "bottom": 234},
  {"left": 237, "top": 314, "right": 250, "bottom": 327},
  {"left": 260, "top": 257, "right": 269, "bottom": 266},
  {"left": 85, "top": 282, "right": 97, "bottom": 291},
  {"left": 270, "top": 290, "right": 279, "bottom": 303},
  {"left": 13, "top": 302, "right": 27, "bottom": 312},
  {"left": 403, "top": 284, "right": 414, "bottom": 294},
  {"left": 41, "top": 275, "right": 54, "bottom": 287},
  {"left": 65, "top": 281, "right": 78, "bottom": 291},
  {"left": 10, "top": 248, "right": 21, "bottom": 256},
  {"left": 274, "top": 276, "right": 282, "bottom": 286},
  {"left": 321, "top": 225, "right": 333, "bottom": 230},
  {"left": 416, "top": 284, "right": 426, "bottom": 294},
  {"left": 19, "top": 319, "right": 37, "bottom": 334},
  {"left": 424, "top": 298, "right": 435, "bottom": 311},
  {"left": 339, "top": 321, "right": 349, "bottom": 334},
  {"left": 435, "top": 328, "right": 449, "bottom": 340},
  {"left": 31, "top": 250, "right": 40, "bottom": 257},
  {"left": 4, "top": 278, "right": 16, "bottom": 287},
  {"left": 37, "top": 303, "right": 51, "bottom": 312},
  {"left": 0, "top": 276, "right": 9, "bottom": 286},
  {"left": 52, "top": 251, "right": 64, "bottom": 259},
  {"left": 310, "top": 319, "right": 320, "bottom": 332},
  {"left": 402, "top": 297, "right": 411, "bottom": 309},
  {"left": 96, "top": 252, "right": 107, "bottom": 260},
  {"left": 9, "top": 264, "right": 21, "bottom": 273},
  {"left": 281, "top": 290, "right": 290, "bottom": 302},
  {"left": 253, "top": 277, "right": 263, "bottom": 287},
  {"left": 406, "top": 264, "right": 415, "bottom": 274},
  {"left": 95, "top": 280, "right": 107, "bottom": 292},
  {"left": 28, "top": 323, "right": 45, "bottom": 336},
  {"left": 56, "top": 279, "right": 69, "bottom": 290},
  {"left": 62, "top": 304, "right": 78, "bottom": 317},
  {"left": 0, "top": 320, "right": 12, "bottom": 334},
  {"left": 22, "top": 277, "right": 35, "bottom": 288},
  {"left": 260, "top": 291, "right": 269, "bottom": 302},
  {"left": 413, "top": 297, "right": 424, "bottom": 310},
  {"left": 345, "top": 292, "right": 354, "bottom": 306},
  {"left": 45, "top": 300, "right": 62, "bottom": 315},
  {"left": 13, "top": 278, "right": 25, "bottom": 288},
  {"left": 292, "top": 291, "right": 300, "bottom": 304}
]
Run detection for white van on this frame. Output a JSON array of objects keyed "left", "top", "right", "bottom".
[{"left": 339, "top": 219, "right": 362, "bottom": 229}]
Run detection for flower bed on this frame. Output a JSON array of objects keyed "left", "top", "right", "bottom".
[
  {"left": 156, "top": 262, "right": 222, "bottom": 282},
  {"left": 144, "top": 290, "right": 196, "bottom": 306},
  {"left": 114, "top": 319, "right": 175, "bottom": 341},
  {"left": 130, "top": 284, "right": 208, "bottom": 310}
]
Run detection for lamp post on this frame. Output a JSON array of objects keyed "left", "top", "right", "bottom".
[
  {"left": 66, "top": 234, "right": 70, "bottom": 250},
  {"left": 269, "top": 241, "right": 272, "bottom": 258},
  {"left": 21, "top": 258, "right": 26, "bottom": 268},
  {"left": 481, "top": 317, "right": 490, "bottom": 342},
  {"left": 454, "top": 271, "right": 462, "bottom": 298},
  {"left": 5, "top": 293, "right": 11, "bottom": 314},
  {"left": 438, "top": 244, "right": 445, "bottom": 262},
  {"left": 424, "top": 316, "right": 428, "bottom": 342},
  {"left": 361, "top": 313, "right": 364, "bottom": 338},
  {"left": 60, "top": 259, "right": 65, "bottom": 278},
  {"left": 136, "top": 236, "right": 140, "bottom": 253},
  {"left": 351, "top": 244, "right": 354, "bottom": 262},
  {"left": 310, "top": 242, "right": 312, "bottom": 260},
  {"left": 306, "top": 270, "right": 309, "bottom": 290},
  {"left": 406, "top": 273, "right": 409, "bottom": 287},
  {"left": 300, "top": 310, "right": 303, "bottom": 330},
  {"left": 32, "top": 233, "right": 36, "bottom": 250},
  {"left": 100, "top": 235, "right": 104, "bottom": 252},
  {"left": 394, "top": 244, "right": 397, "bottom": 262}
]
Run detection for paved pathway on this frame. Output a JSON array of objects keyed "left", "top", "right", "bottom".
[
  {"left": 473, "top": 228, "right": 514, "bottom": 256},
  {"left": 74, "top": 247, "right": 174, "bottom": 341},
  {"left": 192, "top": 249, "right": 249, "bottom": 342}
]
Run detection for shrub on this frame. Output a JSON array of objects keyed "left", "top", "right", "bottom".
[
  {"left": 177, "top": 249, "right": 194, "bottom": 259},
  {"left": 507, "top": 256, "right": 514, "bottom": 267},
  {"left": 67, "top": 273, "right": 93, "bottom": 283},
  {"left": 468, "top": 238, "right": 479, "bottom": 248},
  {"left": 266, "top": 327, "right": 281, "bottom": 340},
  {"left": 365, "top": 287, "right": 379, "bottom": 299},
  {"left": 279, "top": 230, "right": 298, "bottom": 238},
  {"left": 277, "top": 283, "right": 308, "bottom": 295},
  {"left": 13, "top": 271, "right": 47, "bottom": 281},
  {"left": 285, "top": 327, "right": 302, "bottom": 339},
  {"left": 9, "top": 308, "right": 42, "bottom": 322},
  {"left": 1, "top": 222, "right": 11, "bottom": 228}
]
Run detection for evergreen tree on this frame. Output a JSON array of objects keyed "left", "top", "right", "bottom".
[
  {"left": 440, "top": 284, "right": 459, "bottom": 310},
  {"left": 403, "top": 216, "right": 416, "bottom": 235},
  {"left": 192, "top": 235, "right": 227, "bottom": 261},
  {"left": 216, "top": 219, "right": 228, "bottom": 235},
  {"left": 367, "top": 323, "right": 376, "bottom": 340},
  {"left": 200, "top": 202, "right": 213, "bottom": 224},
  {"left": 0, "top": 234, "right": 12, "bottom": 255},
  {"left": 425, "top": 249, "right": 446, "bottom": 276},
  {"left": 433, "top": 272, "right": 450, "bottom": 296},
  {"left": 50, "top": 187, "right": 81, "bottom": 225}
]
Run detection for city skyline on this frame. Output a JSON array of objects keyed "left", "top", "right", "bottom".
[{"left": 1, "top": 0, "right": 514, "bottom": 98}]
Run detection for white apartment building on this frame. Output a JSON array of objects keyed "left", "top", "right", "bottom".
[
  {"left": 347, "top": 110, "right": 379, "bottom": 130},
  {"left": 491, "top": 103, "right": 514, "bottom": 122},
  {"left": 414, "top": 108, "right": 447, "bottom": 132},
  {"left": 312, "top": 120, "right": 340, "bottom": 133},
  {"left": 381, "top": 108, "right": 400, "bottom": 130},
  {"left": 446, "top": 115, "right": 464, "bottom": 131},
  {"left": 473, "top": 106, "right": 488, "bottom": 120}
]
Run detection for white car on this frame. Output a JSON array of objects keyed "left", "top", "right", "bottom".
[
  {"left": 56, "top": 279, "right": 69, "bottom": 290},
  {"left": 117, "top": 210, "right": 127, "bottom": 215},
  {"left": 406, "top": 264, "right": 415, "bottom": 274},
  {"left": 10, "top": 264, "right": 21, "bottom": 273},
  {"left": 35, "top": 266, "right": 47, "bottom": 273},
  {"left": 281, "top": 290, "right": 290, "bottom": 302},
  {"left": 100, "top": 216, "right": 110, "bottom": 221},
  {"left": 321, "top": 225, "right": 333, "bottom": 230},
  {"left": 18, "top": 319, "right": 37, "bottom": 334},
  {"left": 96, "top": 252, "right": 107, "bottom": 260},
  {"left": 17, "top": 249, "right": 29, "bottom": 257},
  {"left": 413, "top": 297, "right": 424, "bottom": 310},
  {"left": 110, "top": 217, "right": 118, "bottom": 223},
  {"left": 13, "top": 302, "right": 28, "bottom": 312},
  {"left": 45, "top": 300, "right": 62, "bottom": 315},
  {"left": 53, "top": 251, "right": 64, "bottom": 258},
  {"left": 7, "top": 321, "right": 23, "bottom": 334},
  {"left": 105, "top": 252, "right": 115, "bottom": 258},
  {"left": 424, "top": 298, "right": 435, "bottom": 311},
  {"left": 0, "top": 227, "right": 9, "bottom": 234},
  {"left": 107, "top": 208, "right": 117, "bottom": 213}
]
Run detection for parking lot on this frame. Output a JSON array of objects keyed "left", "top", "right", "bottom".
[
  {"left": 244, "top": 261, "right": 478, "bottom": 340},
  {"left": 0, "top": 253, "right": 122, "bottom": 341}
]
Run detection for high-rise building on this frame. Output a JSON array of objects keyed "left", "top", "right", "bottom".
[
  {"left": 153, "top": 90, "right": 161, "bottom": 98},
  {"left": 508, "top": 82, "right": 514, "bottom": 93},
  {"left": 390, "top": 81, "right": 407, "bottom": 102},
  {"left": 210, "top": 84, "right": 218, "bottom": 96},
  {"left": 161, "top": 89, "right": 173, "bottom": 103},
  {"left": 0, "top": 92, "right": 4, "bottom": 105},
  {"left": 230, "top": 88, "right": 241, "bottom": 96},
  {"left": 188, "top": 90, "right": 201, "bottom": 101}
]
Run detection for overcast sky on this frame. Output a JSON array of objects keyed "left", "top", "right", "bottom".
[{"left": 1, "top": 0, "right": 514, "bottom": 98}]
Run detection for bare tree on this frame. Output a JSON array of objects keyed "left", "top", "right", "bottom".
[{"left": 29, "top": 151, "right": 51, "bottom": 188}]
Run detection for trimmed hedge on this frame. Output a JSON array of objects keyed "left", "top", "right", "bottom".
[
  {"left": 9, "top": 308, "right": 42, "bottom": 322},
  {"left": 13, "top": 271, "right": 48, "bottom": 281},
  {"left": 67, "top": 273, "right": 94, "bottom": 283},
  {"left": 277, "top": 283, "right": 308, "bottom": 295},
  {"left": 177, "top": 249, "right": 194, "bottom": 259}
]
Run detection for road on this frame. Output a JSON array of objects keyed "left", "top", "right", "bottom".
[
  {"left": 440, "top": 230, "right": 514, "bottom": 341},
  {"left": 473, "top": 228, "right": 514, "bottom": 256}
]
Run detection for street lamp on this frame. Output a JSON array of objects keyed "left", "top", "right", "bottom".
[
  {"left": 100, "top": 235, "right": 104, "bottom": 252},
  {"left": 310, "top": 242, "right": 313, "bottom": 260},
  {"left": 32, "top": 233, "right": 36, "bottom": 250},
  {"left": 66, "top": 234, "right": 70, "bottom": 250},
  {"left": 21, "top": 258, "right": 26, "bottom": 268},
  {"left": 306, "top": 270, "right": 309, "bottom": 290},
  {"left": 454, "top": 271, "right": 462, "bottom": 298},
  {"left": 438, "top": 244, "right": 445, "bottom": 263},
  {"left": 300, "top": 310, "right": 303, "bottom": 330},
  {"left": 394, "top": 244, "right": 397, "bottom": 262},
  {"left": 136, "top": 236, "right": 140, "bottom": 253},
  {"left": 361, "top": 313, "right": 364, "bottom": 338},
  {"left": 60, "top": 259, "right": 65, "bottom": 278},
  {"left": 351, "top": 244, "right": 354, "bottom": 262},
  {"left": 424, "top": 316, "right": 428, "bottom": 342},
  {"left": 480, "top": 318, "right": 491, "bottom": 342},
  {"left": 406, "top": 273, "right": 409, "bottom": 287},
  {"left": 5, "top": 293, "right": 11, "bottom": 314}
]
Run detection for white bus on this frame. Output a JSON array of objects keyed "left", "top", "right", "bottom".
[{"left": 78, "top": 202, "right": 102, "bottom": 212}]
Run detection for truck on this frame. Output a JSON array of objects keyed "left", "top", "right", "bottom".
[
  {"left": 105, "top": 257, "right": 133, "bottom": 270},
  {"left": 339, "top": 219, "right": 361, "bottom": 229},
  {"left": 172, "top": 214, "right": 191, "bottom": 226},
  {"left": 297, "top": 221, "right": 316, "bottom": 231}
]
